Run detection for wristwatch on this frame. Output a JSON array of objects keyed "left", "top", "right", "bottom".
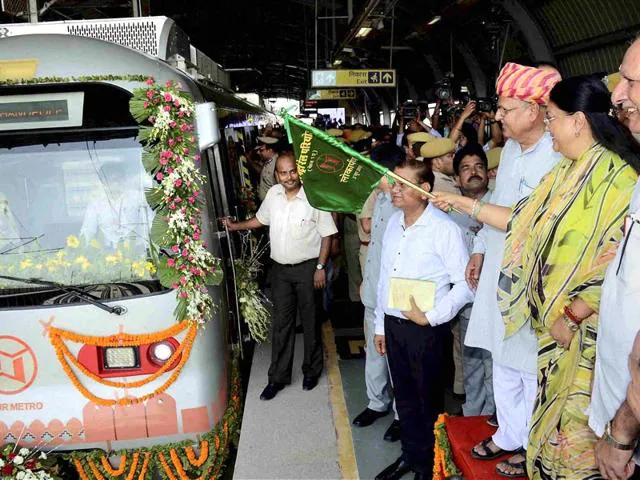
[
  {"left": 604, "top": 421, "right": 638, "bottom": 451},
  {"left": 316, "top": 263, "right": 325, "bottom": 271}
]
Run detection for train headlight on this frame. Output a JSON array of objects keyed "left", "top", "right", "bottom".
[
  {"left": 104, "top": 347, "right": 138, "bottom": 369},
  {"left": 149, "top": 341, "right": 175, "bottom": 366}
]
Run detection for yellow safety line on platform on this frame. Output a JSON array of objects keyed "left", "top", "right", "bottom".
[{"left": 323, "top": 321, "right": 360, "bottom": 480}]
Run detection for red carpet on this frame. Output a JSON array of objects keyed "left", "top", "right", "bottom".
[{"left": 446, "top": 415, "right": 508, "bottom": 480}]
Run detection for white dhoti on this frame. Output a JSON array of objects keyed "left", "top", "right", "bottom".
[{"left": 491, "top": 361, "right": 537, "bottom": 451}]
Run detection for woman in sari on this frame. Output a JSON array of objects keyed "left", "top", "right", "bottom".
[{"left": 433, "top": 75, "right": 640, "bottom": 478}]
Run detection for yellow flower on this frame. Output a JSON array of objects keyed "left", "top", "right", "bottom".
[
  {"left": 74, "top": 256, "right": 89, "bottom": 264},
  {"left": 106, "top": 255, "right": 119, "bottom": 264},
  {"left": 145, "top": 261, "right": 157, "bottom": 274},
  {"left": 66, "top": 235, "right": 80, "bottom": 249},
  {"left": 56, "top": 250, "right": 66, "bottom": 259},
  {"left": 35, "top": 264, "right": 43, "bottom": 270},
  {"left": 90, "top": 239, "right": 100, "bottom": 249},
  {"left": 20, "top": 258, "right": 33, "bottom": 269}
]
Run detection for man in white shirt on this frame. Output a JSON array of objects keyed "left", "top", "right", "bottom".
[
  {"left": 256, "top": 136, "right": 280, "bottom": 202},
  {"left": 449, "top": 143, "right": 494, "bottom": 417},
  {"left": 373, "top": 159, "right": 473, "bottom": 480},
  {"left": 223, "top": 153, "right": 337, "bottom": 401},
  {"left": 464, "top": 63, "right": 561, "bottom": 476},
  {"left": 590, "top": 37, "right": 640, "bottom": 479}
]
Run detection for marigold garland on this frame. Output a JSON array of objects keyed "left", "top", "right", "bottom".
[
  {"left": 68, "top": 355, "right": 243, "bottom": 479},
  {"left": 50, "top": 322, "right": 198, "bottom": 406},
  {"left": 48, "top": 320, "right": 190, "bottom": 346},
  {"left": 101, "top": 455, "right": 127, "bottom": 476},
  {"left": 433, "top": 414, "right": 462, "bottom": 480},
  {"left": 185, "top": 441, "right": 208, "bottom": 468}
]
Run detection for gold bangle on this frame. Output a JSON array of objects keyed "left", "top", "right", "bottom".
[{"left": 470, "top": 199, "right": 482, "bottom": 220}]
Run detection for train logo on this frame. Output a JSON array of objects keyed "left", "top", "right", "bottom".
[
  {"left": 0, "top": 336, "right": 38, "bottom": 395},
  {"left": 317, "top": 155, "right": 344, "bottom": 174}
]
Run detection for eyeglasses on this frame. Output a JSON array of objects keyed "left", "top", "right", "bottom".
[
  {"left": 496, "top": 104, "right": 527, "bottom": 116},
  {"left": 543, "top": 112, "right": 575, "bottom": 126}
]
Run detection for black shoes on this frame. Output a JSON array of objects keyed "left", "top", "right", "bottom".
[
  {"left": 302, "top": 376, "right": 319, "bottom": 391},
  {"left": 375, "top": 457, "right": 413, "bottom": 480},
  {"left": 259, "top": 382, "right": 284, "bottom": 401},
  {"left": 383, "top": 419, "right": 401, "bottom": 442},
  {"left": 352, "top": 408, "right": 389, "bottom": 427}
]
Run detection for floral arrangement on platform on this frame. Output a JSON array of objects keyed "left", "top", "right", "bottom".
[
  {"left": 1, "top": 444, "right": 62, "bottom": 480},
  {"left": 69, "top": 355, "right": 243, "bottom": 479},
  {"left": 433, "top": 414, "right": 462, "bottom": 480},
  {"left": 233, "top": 232, "right": 271, "bottom": 343},
  {"left": 129, "top": 78, "right": 223, "bottom": 324}
]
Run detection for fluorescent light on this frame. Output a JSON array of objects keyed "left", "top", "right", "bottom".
[
  {"left": 356, "top": 27, "right": 372, "bottom": 38},
  {"left": 428, "top": 15, "right": 442, "bottom": 25},
  {"left": 342, "top": 47, "right": 354, "bottom": 53},
  {"left": 333, "top": 59, "right": 343, "bottom": 66}
]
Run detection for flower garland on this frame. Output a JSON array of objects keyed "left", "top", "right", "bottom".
[
  {"left": 233, "top": 232, "right": 271, "bottom": 343},
  {"left": 129, "top": 78, "right": 223, "bottom": 325},
  {"left": 1, "top": 444, "right": 62, "bottom": 479},
  {"left": 433, "top": 414, "right": 462, "bottom": 480},
  {"left": 48, "top": 322, "right": 198, "bottom": 406},
  {"left": 68, "top": 355, "right": 243, "bottom": 479}
]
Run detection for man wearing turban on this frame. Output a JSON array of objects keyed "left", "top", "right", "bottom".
[{"left": 463, "top": 63, "right": 562, "bottom": 477}]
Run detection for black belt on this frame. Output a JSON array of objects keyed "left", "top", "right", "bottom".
[
  {"left": 275, "top": 258, "right": 317, "bottom": 268},
  {"left": 385, "top": 314, "right": 408, "bottom": 325}
]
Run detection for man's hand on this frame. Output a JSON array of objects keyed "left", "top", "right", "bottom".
[
  {"left": 313, "top": 269, "right": 326, "bottom": 289},
  {"left": 595, "top": 437, "right": 636, "bottom": 480},
  {"left": 466, "top": 253, "right": 484, "bottom": 290},
  {"left": 401, "top": 296, "right": 430, "bottom": 326},
  {"left": 374, "top": 334, "right": 386, "bottom": 356},
  {"left": 550, "top": 316, "right": 576, "bottom": 350},
  {"left": 220, "top": 216, "right": 238, "bottom": 231},
  {"left": 461, "top": 101, "right": 477, "bottom": 120},
  {"left": 628, "top": 332, "right": 640, "bottom": 422}
]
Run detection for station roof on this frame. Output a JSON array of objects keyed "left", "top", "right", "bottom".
[{"left": 3, "top": 0, "right": 640, "bottom": 102}]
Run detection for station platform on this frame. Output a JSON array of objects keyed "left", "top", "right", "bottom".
[{"left": 233, "top": 316, "right": 472, "bottom": 479}]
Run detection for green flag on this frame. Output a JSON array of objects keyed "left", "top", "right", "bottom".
[{"left": 283, "top": 113, "right": 387, "bottom": 213}]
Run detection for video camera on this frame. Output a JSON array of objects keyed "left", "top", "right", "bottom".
[
  {"left": 476, "top": 97, "right": 497, "bottom": 113},
  {"left": 435, "top": 76, "right": 454, "bottom": 101}
]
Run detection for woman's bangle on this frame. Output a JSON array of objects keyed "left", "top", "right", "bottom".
[
  {"left": 564, "top": 305, "right": 581, "bottom": 325},
  {"left": 562, "top": 314, "right": 579, "bottom": 332}
]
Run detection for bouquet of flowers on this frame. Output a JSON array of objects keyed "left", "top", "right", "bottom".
[
  {"left": 1, "top": 444, "right": 62, "bottom": 480},
  {"left": 233, "top": 232, "right": 271, "bottom": 343}
]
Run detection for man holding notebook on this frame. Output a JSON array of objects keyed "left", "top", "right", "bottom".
[{"left": 373, "top": 158, "right": 473, "bottom": 480}]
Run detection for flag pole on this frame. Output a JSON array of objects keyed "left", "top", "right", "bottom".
[{"left": 282, "top": 112, "right": 462, "bottom": 210}]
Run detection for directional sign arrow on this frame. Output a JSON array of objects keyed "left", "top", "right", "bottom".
[{"left": 382, "top": 72, "right": 394, "bottom": 83}]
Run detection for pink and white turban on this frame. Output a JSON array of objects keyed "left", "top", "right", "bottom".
[{"left": 496, "top": 62, "right": 562, "bottom": 105}]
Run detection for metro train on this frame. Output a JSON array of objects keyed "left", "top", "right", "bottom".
[{"left": 0, "top": 16, "right": 260, "bottom": 460}]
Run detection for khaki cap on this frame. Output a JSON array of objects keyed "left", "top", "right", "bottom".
[
  {"left": 407, "top": 132, "right": 435, "bottom": 144},
  {"left": 420, "top": 138, "right": 455, "bottom": 158},
  {"left": 486, "top": 147, "right": 503, "bottom": 170}
]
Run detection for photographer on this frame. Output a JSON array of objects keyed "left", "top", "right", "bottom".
[
  {"left": 394, "top": 104, "right": 442, "bottom": 149},
  {"left": 477, "top": 111, "right": 503, "bottom": 150}
]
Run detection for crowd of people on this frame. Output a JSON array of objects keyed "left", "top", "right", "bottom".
[{"left": 225, "top": 36, "right": 640, "bottom": 480}]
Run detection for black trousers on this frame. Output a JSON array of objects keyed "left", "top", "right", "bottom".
[
  {"left": 385, "top": 314, "right": 446, "bottom": 474},
  {"left": 268, "top": 259, "right": 323, "bottom": 384}
]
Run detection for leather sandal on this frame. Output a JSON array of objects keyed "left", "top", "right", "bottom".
[
  {"left": 470, "top": 437, "right": 512, "bottom": 460},
  {"left": 496, "top": 449, "right": 527, "bottom": 478}
]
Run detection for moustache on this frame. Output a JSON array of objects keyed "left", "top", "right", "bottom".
[{"left": 468, "top": 175, "right": 483, "bottom": 182}]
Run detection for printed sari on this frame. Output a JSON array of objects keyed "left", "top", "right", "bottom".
[{"left": 497, "top": 144, "right": 637, "bottom": 478}]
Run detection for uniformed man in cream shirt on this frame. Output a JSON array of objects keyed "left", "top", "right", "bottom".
[
  {"left": 419, "top": 138, "right": 461, "bottom": 195},
  {"left": 256, "top": 136, "right": 280, "bottom": 201},
  {"left": 223, "top": 152, "right": 337, "bottom": 401}
]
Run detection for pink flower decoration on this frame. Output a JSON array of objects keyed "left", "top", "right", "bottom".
[
  {"left": 146, "top": 90, "right": 154, "bottom": 99},
  {"left": 189, "top": 136, "right": 196, "bottom": 143},
  {"left": 171, "top": 245, "right": 180, "bottom": 253},
  {"left": 167, "top": 167, "right": 175, "bottom": 174},
  {"left": 193, "top": 232, "right": 200, "bottom": 241},
  {"left": 172, "top": 282, "right": 179, "bottom": 289},
  {"left": 174, "top": 100, "right": 180, "bottom": 107},
  {"left": 169, "top": 120, "right": 177, "bottom": 128},
  {"left": 175, "top": 196, "right": 182, "bottom": 203},
  {"left": 183, "top": 147, "right": 189, "bottom": 155},
  {"left": 178, "top": 111, "right": 185, "bottom": 118},
  {"left": 180, "top": 124, "right": 189, "bottom": 132},
  {"left": 182, "top": 248, "right": 189, "bottom": 257},
  {"left": 163, "top": 105, "right": 171, "bottom": 112},
  {"left": 174, "top": 178, "right": 183, "bottom": 187},
  {"left": 179, "top": 291, "right": 189, "bottom": 299},
  {"left": 176, "top": 136, "right": 183, "bottom": 142},
  {"left": 165, "top": 80, "right": 173, "bottom": 88},
  {"left": 180, "top": 276, "right": 188, "bottom": 286},
  {"left": 193, "top": 191, "right": 200, "bottom": 197},
  {"left": 143, "top": 101, "right": 149, "bottom": 109},
  {"left": 188, "top": 197, "right": 195, "bottom": 204},
  {"left": 145, "top": 78, "right": 154, "bottom": 85},
  {"left": 163, "top": 93, "right": 172, "bottom": 102},
  {"left": 159, "top": 158, "right": 169, "bottom": 166},
  {"left": 156, "top": 172, "right": 164, "bottom": 181},
  {"left": 153, "top": 97, "right": 161, "bottom": 104},
  {"left": 167, "top": 258, "right": 176, "bottom": 267},
  {"left": 168, "top": 203, "right": 176, "bottom": 211},
  {"left": 168, "top": 138, "right": 176, "bottom": 147},
  {"left": 188, "top": 255, "right": 194, "bottom": 262}
]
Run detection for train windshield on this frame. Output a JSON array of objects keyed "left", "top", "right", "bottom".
[{"left": 0, "top": 134, "right": 161, "bottom": 298}]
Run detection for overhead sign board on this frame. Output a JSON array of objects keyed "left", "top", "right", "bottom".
[
  {"left": 306, "top": 88, "right": 357, "bottom": 100},
  {"left": 311, "top": 69, "right": 396, "bottom": 88}
]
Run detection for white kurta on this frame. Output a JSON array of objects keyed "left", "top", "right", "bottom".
[
  {"left": 589, "top": 179, "right": 640, "bottom": 440},
  {"left": 464, "top": 133, "right": 562, "bottom": 373}
]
